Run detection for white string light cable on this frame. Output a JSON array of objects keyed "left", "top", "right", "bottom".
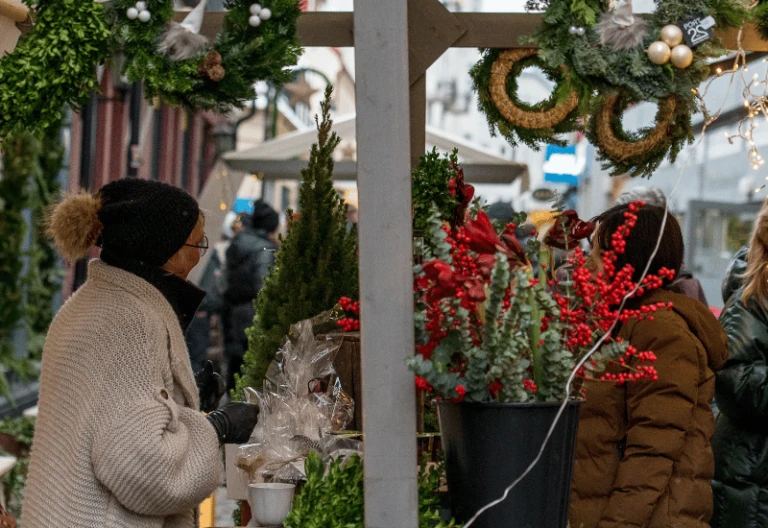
[{"left": 462, "top": 28, "right": 747, "bottom": 528}]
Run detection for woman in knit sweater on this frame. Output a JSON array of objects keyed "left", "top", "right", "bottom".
[{"left": 21, "top": 179, "right": 259, "bottom": 528}]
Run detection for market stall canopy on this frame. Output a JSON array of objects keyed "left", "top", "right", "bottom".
[{"left": 222, "top": 114, "right": 529, "bottom": 186}]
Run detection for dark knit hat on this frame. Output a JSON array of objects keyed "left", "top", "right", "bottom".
[
  {"left": 250, "top": 199, "right": 279, "bottom": 233},
  {"left": 97, "top": 179, "right": 200, "bottom": 267}
]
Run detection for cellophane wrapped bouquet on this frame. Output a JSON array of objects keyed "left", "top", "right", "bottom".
[{"left": 236, "top": 317, "right": 360, "bottom": 485}]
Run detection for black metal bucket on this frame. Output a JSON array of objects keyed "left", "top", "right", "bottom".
[{"left": 438, "top": 401, "right": 581, "bottom": 528}]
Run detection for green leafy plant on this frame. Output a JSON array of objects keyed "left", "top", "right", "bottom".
[
  {"left": 0, "top": 132, "right": 42, "bottom": 399},
  {"left": 109, "top": 0, "right": 302, "bottom": 111},
  {"left": 412, "top": 148, "right": 465, "bottom": 235},
  {"left": 0, "top": 417, "right": 35, "bottom": 518},
  {"left": 0, "top": 0, "right": 110, "bottom": 140},
  {"left": 284, "top": 451, "right": 459, "bottom": 528},
  {"left": 237, "top": 86, "right": 359, "bottom": 394},
  {"left": 24, "top": 123, "right": 65, "bottom": 361}
]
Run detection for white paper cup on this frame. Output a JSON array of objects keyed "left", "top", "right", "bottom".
[{"left": 247, "top": 482, "right": 296, "bottom": 526}]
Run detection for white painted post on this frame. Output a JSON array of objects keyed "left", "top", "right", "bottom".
[{"left": 353, "top": 0, "right": 418, "bottom": 526}]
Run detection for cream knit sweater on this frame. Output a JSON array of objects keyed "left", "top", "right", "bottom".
[{"left": 21, "top": 260, "right": 221, "bottom": 528}]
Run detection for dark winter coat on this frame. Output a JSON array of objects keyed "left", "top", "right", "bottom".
[
  {"left": 710, "top": 247, "right": 768, "bottom": 528},
  {"left": 570, "top": 289, "right": 728, "bottom": 528},
  {"left": 669, "top": 265, "right": 709, "bottom": 306},
  {"left": 223, "top": 226, "right": 276, "bottom": 358}
]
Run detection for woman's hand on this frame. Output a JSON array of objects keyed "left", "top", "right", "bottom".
[
  {"left": 195, "top": 360, "right": 226, "bottom": 413},
  {"left": 206, "top": 402, "right": 259, "bottom": 444}
]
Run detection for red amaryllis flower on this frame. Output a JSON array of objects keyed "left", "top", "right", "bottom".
[
  {"left": 476, "top": 253, "right": 497, "bottom": 278},
  {"left": 464, "top": 211, "right": 528, "bottom": 263},
  {"left": 544, "top": 210, "right": 596, "bottom": 251}
]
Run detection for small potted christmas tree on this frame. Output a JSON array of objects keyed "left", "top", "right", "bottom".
[{"left": 236, "top": 86, "right": 359, "bottom": 395}]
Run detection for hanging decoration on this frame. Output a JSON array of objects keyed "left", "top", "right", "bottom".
[
  {"left": 470, "top": 47, "right": 581, "bottom": 149},
  {"left": 470, "top": 0, "right": 747, "bottom": 177},
  {"left": 110, "top": 0, "right": 302, "bottom": 111},
  {"left": 0, "top": 0, "right": 111, "bottom": 140}
]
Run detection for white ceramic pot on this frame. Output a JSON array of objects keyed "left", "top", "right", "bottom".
[{"left": 247, "top": 482, "right": 296, "bottom": 527}]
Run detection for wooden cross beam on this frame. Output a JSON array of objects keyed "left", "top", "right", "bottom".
[{"left": 183, "top": 7, "right": 768, "bottom": 171}]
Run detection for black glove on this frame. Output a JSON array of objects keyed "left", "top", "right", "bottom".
[
  {"left": 206, "top": 402, "right": 259, "bottom": 445},
  {"left": 195, "top": 360, "right": 226, "bottom": 413}
]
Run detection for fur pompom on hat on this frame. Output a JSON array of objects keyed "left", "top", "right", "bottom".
[
  {"left": 46, "top": 191, "right": 103, "bottom": 262},
  {"left": 47, "top": 179, "right": 200, "bottom": 266}
]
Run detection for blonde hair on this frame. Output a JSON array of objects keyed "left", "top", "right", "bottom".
[{"left": 742, "top": 197, "right": 768, "bottom": 307}]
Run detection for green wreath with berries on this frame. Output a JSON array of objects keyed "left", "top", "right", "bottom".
[
  {"left": 109, "top": 0, "right": 302, "bottom": 111},
  {"left": 0, "top": 0, "right": 110, "bottom": 141}
]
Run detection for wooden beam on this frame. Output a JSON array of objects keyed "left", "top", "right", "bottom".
[
  {"left": 353, "top": 0, "right": 418, "bottom": 525},
  {"left": 180, "top": 11, "right": 768, "bottom": 52},
  {"left": 408, "top": 0, "right": 466, "bottom": 83},
  {"left": 222, "top": 158, "right": 527, "bottom": 183},
  {"left": 410, "top": 75, "right": 427, "bottom": 168}
]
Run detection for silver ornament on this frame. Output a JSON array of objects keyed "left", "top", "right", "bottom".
[
  {"left": 135, "top": 2, "right": 146, "bottom": 11},
  {"left": 569, "top": 26, "right": 578, "bottom": 35},
  {"left": 249, "top": 3, "right": 262, "bottom": 15},
  {"left": 138, "top": 9, "right": 151, "bottom": 22},
  {"left": 647, "top": 41, "right": 671, "bottom": 65},
  {"left": 126, "top": 7, "right": 139, "bottom": 19},
  {"left": 248, "top": 15, "right": 262, "bottom": 27},
  {"left": 575, "top": 27, "right": 585, "bottom": 37},
  {"left": 660, "top": 25, "right": 683, "bottom": 47},
  {"left": 670, "top": 44, "right": 693, "bottom": 69},
  {"left": 258, "top": 7, "right": 271, "bottom": 20}
]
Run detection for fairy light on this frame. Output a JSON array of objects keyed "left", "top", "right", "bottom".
[{"left": 693, "top": 27, "right": 768, "bottom": 194}]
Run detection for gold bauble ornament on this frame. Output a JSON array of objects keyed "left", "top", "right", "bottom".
[
  {"left": 660, "top": 25, "right": 684, "bottom": 47},
  {"left": 670, "top": 44, "right": 693, "bottom": 69},
  {"left": 647, "top": 41, "right": 671, "bottom": 65}
]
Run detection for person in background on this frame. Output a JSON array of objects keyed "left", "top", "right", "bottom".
[
  {"left": 570, "top": 203, "right": 727, "bottom": 528},
  {"left": 616, "top": 186, "right": 709, "bottom": 305},
  {"left": 22, "top": 179, "right": 259, "bottom": 528},
  {"left": 710, "top": 196, "right": 768, "bottom": 528},
  {"left": 223, "top": 200, "right": 279, "bottom": 393},
  {"left": 185, "top": 211, "right": 239, "bottom": 375}
]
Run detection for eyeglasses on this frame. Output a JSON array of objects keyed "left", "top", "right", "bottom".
[{"left": 185, "top": 235, "right": 209, "bottom": 257}]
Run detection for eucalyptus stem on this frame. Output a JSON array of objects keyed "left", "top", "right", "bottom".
[{"left": 529, "top": 269, "right": 542, "bottom": 399}]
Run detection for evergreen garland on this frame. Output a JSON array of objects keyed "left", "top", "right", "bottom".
[
  {"left": 752, "top": 0, "right": 768, "bottom": 40},
  {"left": 236, "top": 86, "right": 359, "bottom": 393},
  {"left": 0, "top": 0, "right": 110, "bottom": 140},
  {"left": 528, "top": 0, "right": 744, "bottom": 177},
  {"left": 470, "top": 48, "right": 583, "bottom": 149},
  {"left": 0, "top": 133, "right": 40, "bottom": 399},
  {"left": 24, "top": 124, "right": 64, "bottom": 361},
  {"left": 110, "top": 0, "right": 302, "bottom": 111}
]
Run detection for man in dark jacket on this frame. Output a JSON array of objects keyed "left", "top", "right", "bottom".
[{"left": 223, "top": 200, "right": 279, "bottom": 392}]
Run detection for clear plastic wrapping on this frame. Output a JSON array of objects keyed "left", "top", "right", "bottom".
[{"left": 236, "top": 315, "right": 358, "bottom": 483}]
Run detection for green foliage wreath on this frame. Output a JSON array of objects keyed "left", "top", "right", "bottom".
[
  {"left": 470, "top": 47, "right": 582, "bottom": 149},
  {"left": 110, "top": 0, "right": 302, "bottom": 111},
  {"left": 0, "top": 0, "right": 110, "bottom": 140},
  {"left": 471, "top": 0, "right": 747, "bottom": 177},
  {"left": 533, "top": 0, "right": 745, "bottom": 177}
]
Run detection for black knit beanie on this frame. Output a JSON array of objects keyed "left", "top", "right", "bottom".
[
  {"left": 96, "top": 179, "right": 200, "bottom": 267},
  {"left": 251, "top": 199, "right": 279, "bottom": 233}
]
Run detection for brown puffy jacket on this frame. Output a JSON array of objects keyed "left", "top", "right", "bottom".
[{"left": 569, "top": 289, "right": 728, "bottom": 528}]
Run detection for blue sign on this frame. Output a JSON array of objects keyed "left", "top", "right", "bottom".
[
  {"left": 233, "top": 198, "right": 254, "bottom": 214},
  {"left": 543, "top": 144, "right": 584, "bottom": 186}
]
